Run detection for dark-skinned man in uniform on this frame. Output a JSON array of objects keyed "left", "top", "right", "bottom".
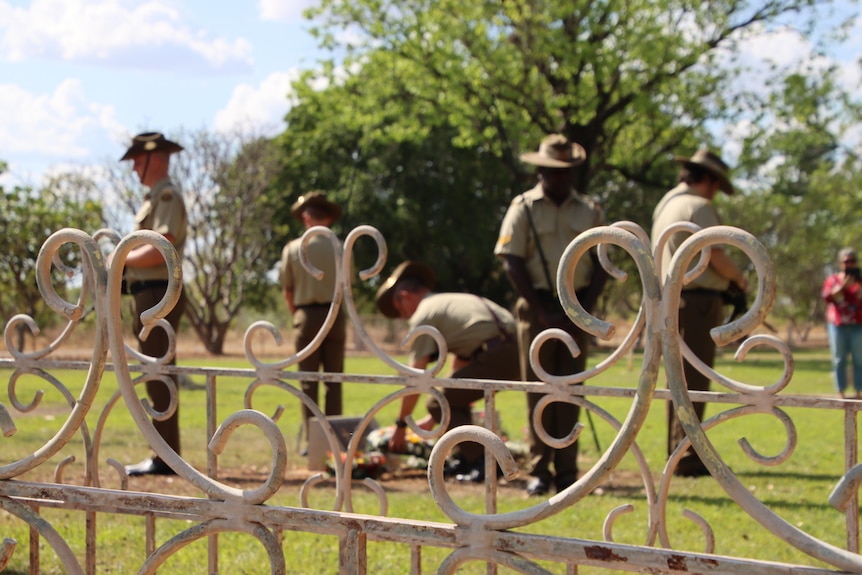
[{"left": 494, "top": 134, "right": 608, "bottom": 496}]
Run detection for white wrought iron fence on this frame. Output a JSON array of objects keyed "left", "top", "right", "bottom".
[{"left": 1, "top": 223, "right": 861, "bottom": 574}]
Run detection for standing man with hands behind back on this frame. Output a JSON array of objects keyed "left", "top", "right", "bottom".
[
  {"left": 120, "top": 132, "right": 187, "bottom": 477},
  {"left": 495, "top": 134, "right": 608, "bottom": 497},
  {"left": 651, "top": 149, "right": 747, "bottom": 477},
  {"left": 280, "top": 191, "right": 346, "bottom": 456}
]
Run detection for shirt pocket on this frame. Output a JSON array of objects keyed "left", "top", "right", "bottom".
[
  {"left": 532, "top": 214, "right": 557, "bottom": 243},
  {"left": 567, "top": 204, "right": 595, "bottom": 239}
]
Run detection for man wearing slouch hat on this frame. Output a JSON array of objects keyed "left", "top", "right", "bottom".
[
  {"left": 280, "top": 191, "right": 346, "bottom": 455},
  {"left": 651, "top": 149, "right": 748, "bottom": 477},
  {"left": 494, "top": 134, "right": 608, "bottom": 496},
  {"left": 120, "top": 132, "right": 187, "bottom": 477}
]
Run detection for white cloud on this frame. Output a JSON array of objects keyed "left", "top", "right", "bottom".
[
  {"left": 258, "top": 0, "right": 315, "bottom": 22},
  {"left": 735, "top": 25, "right": 832, "bottom": 77},
  {"left": 0, "top": 79, "right": 123, "bottom": 182},
  {"left": 212, "top": 63, "right": 350, "bottom": 135},
  {"left": 833, "top": 16, "right": 862, "bottom": 91},
  {"left": 213, "top": 70, "right": 301, "bottom": 135},
  {"left": 0, "top": 79, "right": 127, "bottom": 185},
  {"left": 0, "top": 0, "right": 253, "bottom": 73},
  {"left": 728, "top": 21, "right": 861, "bottom": 95}
]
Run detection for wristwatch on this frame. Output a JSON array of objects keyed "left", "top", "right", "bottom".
[{"left": 395, "top": 418, "right": 408, "bottom": 429}]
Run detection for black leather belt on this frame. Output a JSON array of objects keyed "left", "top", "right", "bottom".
[
  {"left": 534, "top": 288, "right": 590, "bottom": 303},
  {"left": 125, "top": 280, "right": 169, "bottom": 295},
  {"left": 296, "top": 302, "right": 332, "bottom": 310},
  {"left": 682, "top": 288, "right": 723, "bottom": 297},
  {"left": 460, "top": 333, "right": 516, "bottom": 362}
]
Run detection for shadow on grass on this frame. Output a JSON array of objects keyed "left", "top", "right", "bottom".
[
  {"left": 717, "top": 355, "right": 832, "bottom": 373},
  {"left": 662, "top": 492, "right": 842, "bottom": 513},
  {"left": 598, "top": 467, "right": 846, "bottom": 513},
  {"left": 734, "top": 469, "right": 843, "bottom": 483}
]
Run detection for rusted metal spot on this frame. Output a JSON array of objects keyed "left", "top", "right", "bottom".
[
  {"left": 584, "top": 545, "right": 627, "bottom": 563},
  {"left": 667, "top": 554, "right": 688, "bottom": 570}
]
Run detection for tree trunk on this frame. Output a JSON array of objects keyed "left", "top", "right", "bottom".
[{"left": 186, "top": 308, "right": 228, "bottom": 356}]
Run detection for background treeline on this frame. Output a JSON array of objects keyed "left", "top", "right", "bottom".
[{"left": 2, "top": 0, "right": 862, "bottom": 353}]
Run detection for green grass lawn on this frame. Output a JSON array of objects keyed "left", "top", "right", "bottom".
[{"left": 1, "top": 345, "right": 858, "bottom": 574}]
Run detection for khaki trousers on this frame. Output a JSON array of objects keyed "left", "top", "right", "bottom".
[
  {"left": 425, "top": 338, "right": 520, "bottom": 463},
  {"left": 294, "top": 306, "right": 346, "bottom": 440}
]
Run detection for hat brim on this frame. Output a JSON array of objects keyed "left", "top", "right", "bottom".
[
  {"left": 120, "top": 140, "right": 183, "bottom": 161},
  {"left": 520, "top": 140, "right": 587, "bottom": 168},
  {"left": 291, "top": 197, "right": 344, "bottom": 222},
  {"left": 675, "top": 157, "right": 735, "bottom": 195},
  {"left": 520, "top": 151, "right": 585, "bottom": 168},
  {"left": 375, "top": 261, "right": 435, "bottom": 318}
]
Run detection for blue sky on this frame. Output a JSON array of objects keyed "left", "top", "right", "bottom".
[
  {"left": 0, "top": 0, "right": 324, "bottom": 185},
  {"left": 0, "top": 0, "right": 859, "bottom": 189}
]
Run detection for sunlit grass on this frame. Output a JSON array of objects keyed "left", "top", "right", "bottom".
[{"left": 0, "top": 345, "right": 856, "bottom": 574}]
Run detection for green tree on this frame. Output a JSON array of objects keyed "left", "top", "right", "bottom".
[
  {"left": 0, "top": 163, "right": 104, "bottom": 350},
  {"left": 725, "top": 70, "right": 862, "bottom": 341},
  {"left": 274, "top": 93, "right": 520, "bottom": 307},
  {"left": 104, "top": 129, "right": 284, "bottom": 355},
  {"left": 304, "top": 0, "right": 833, "bottom": 224},
  {"left": 271, "top": 0, "right": 843, "bottom": 320}
]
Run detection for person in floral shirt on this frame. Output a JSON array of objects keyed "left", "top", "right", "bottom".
[{"left": 822, "top": 247, "right": 862, "bottom": 399}]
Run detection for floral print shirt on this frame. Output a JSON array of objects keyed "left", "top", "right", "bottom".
[{"left": 822, "top": 273, "right": 862, "bottom": 325}]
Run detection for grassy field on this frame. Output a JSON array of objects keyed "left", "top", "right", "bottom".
[{"left": 0, "top": 344, "right": 858, "bottom": 574}]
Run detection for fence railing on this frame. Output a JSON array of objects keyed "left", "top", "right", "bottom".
[{"left": 2, "top": 223, "right": 862, "bottom": 574}]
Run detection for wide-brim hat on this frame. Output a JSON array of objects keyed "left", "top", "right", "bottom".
[
  {"left": 290, "top": 191, "right": 343, "bottom": 222},
  {"left": 520, "top": 133, "right": 587, "bottom": 168},
  {"left": 375, "top": 260, "right": 436, "bottom": 318},
  {"left": 120, "top": 132, "right": 183, "bottom": 161},
  {"left": 674, "top": 149, "right": 735, "bottom": 195}
]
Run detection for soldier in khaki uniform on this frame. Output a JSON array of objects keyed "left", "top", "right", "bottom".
[
  {"left": 120, "top": 132, "right": 187, "bottom": 476},
  {"left": 376, "top": 261, "right": 520, "bottom": 482},
  {"left": 651, "top": 149, "right": 747, "bottom": 477},
  {"left": 494, "top": 134, "right": 607, "bottom": 496},
  {"left": 280, "top": 191, "right": 345, "bottom": 453}
]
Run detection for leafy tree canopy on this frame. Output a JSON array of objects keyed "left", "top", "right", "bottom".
[
  {"left": 303, "top": 0, "right": 835, "bottom": 222},
  {"left": 274, "top": 0, "right": 847, "bottom": 316},
  {"left": 0, "top": 165, "right": 104, "bottom": 348}
]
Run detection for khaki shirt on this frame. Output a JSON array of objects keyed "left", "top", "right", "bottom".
[
  {"left": 280, "top": 232, "right": 340, "bottom": 306},
  {"left": 651, "top": 183, "right": 729, "bottom": 291},
  {"left": 126, "top": 178, "right": 187, "bottom": 282},
  {"left": 494, "top": 183, "right": 603, "bottom": 292},
  {"left": 408, "top": 293, "right": 515, "bottom": 363}
]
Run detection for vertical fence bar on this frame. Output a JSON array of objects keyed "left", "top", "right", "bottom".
[
  {"left": 485, "top": 390, "right": 498, "bottom": 575},
  {"left": 206, "top": 373, "right": 219, "bottom": 575},
  {"left": 484, "top": 390, "right": 498, "bottom": 513},
  {"left": 145, "top": 514, "right": 155, "bottom": 558},
  {"left": 845, "top": 405, "right": 860, "bottom": 553},
  {"left": 85, "top": 511, "right": 96, "bottom": 575},
  {"left": 28, "top": 504, "right": 38, "bottom": 575},
  {"left": 340, "top": 526, "right": 367, "bottom": 575},
  {"left": 411, "top": 544, "right": 421, "bottom": 574}
]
